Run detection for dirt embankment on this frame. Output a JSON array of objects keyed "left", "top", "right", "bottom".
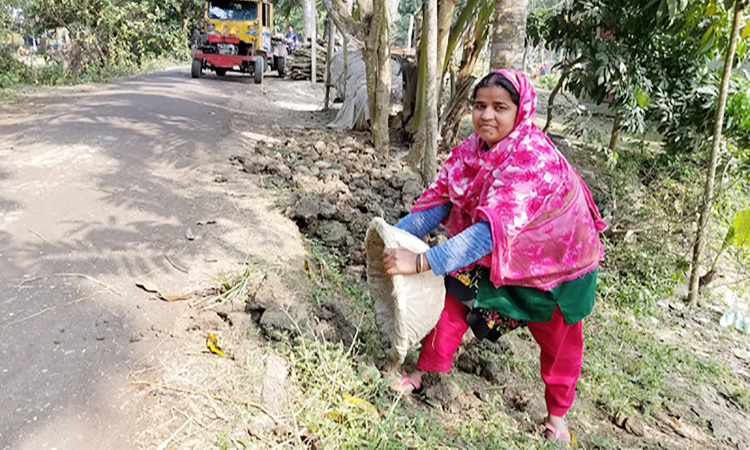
[{"left": 230, "top": 133, "right": 426, "bottom": 271}]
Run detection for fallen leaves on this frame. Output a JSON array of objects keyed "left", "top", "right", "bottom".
[{"left": 205, "top": 332, "right": 224, "bottom": 355}]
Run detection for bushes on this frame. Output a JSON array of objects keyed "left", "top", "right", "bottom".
[
  {"left": 0, "top": 45, "right": 33, "bottom": 88},
  {"left": 2, "top": 0, "right": 200, "bottom": 89}
]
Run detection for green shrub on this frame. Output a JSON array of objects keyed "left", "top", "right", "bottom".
[
  {"left": 535, "top": 72, "right": 560, "bottom": 91},
  {"left": 0, "top": 45, "right": 32, "bottom": 88}
]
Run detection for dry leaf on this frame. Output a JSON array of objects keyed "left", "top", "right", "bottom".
[
  {"left": 206, "top": 332, "right": 224, "bottom": 355},
  {"left": 135, "top": 281, "right": 160, "bottom": 293}
]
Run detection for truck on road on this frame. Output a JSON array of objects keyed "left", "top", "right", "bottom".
[{"left": 191, "top": 0, "right": 287, "bottom": 83}]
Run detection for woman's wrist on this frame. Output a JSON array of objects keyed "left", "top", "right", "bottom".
[{"left": 415, "top": 253, "right": 431, "bottom": 273}]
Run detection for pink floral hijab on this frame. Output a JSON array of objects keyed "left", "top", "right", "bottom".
[{"left": 412, "top": 69, "right": 607, "bottom": 290}]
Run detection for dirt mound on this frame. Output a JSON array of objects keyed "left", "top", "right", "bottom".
[{"left": 230, "top": 132, "right": 425, "bottom": 272}]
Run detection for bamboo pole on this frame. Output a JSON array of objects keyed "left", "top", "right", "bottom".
[
  {"left": 688, "top": 1, "right": 747, "bottom": 306},
  {"left": 342, "top": 34, "right": 348, "bottom": 97},
  {"left": 324, "top": 17, "right": 335, "bottom": 109},
  {"left": 311, "top": 2, "right": 317, "bottom": 83}
]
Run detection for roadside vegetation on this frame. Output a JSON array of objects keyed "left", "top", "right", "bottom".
[{"left": 0, "top": 0, "right": 199, "bottom": 93}]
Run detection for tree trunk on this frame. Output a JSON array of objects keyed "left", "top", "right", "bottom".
[
  {"left": 609, "top": 108, "right": 621, "bottom": 153},
  {"left": 490, "top": 0, "right": 529, "bottom": 70},
  {"left": 363, "top": 0, "right": 390, "bottom": 154},
  {"left": 301, "top": 0, "right": 313, "bottom": 41},
  {"left": 687, "top": 2, "right": 747, "bottom": 307},
  {"left": 340, "top": 0, "right": 352, "bottom": 97},
  {"left": 437, "top": 0, "right": 492, "bottom": 150},
  {"left": 407, "top": 14, "right": 414, "bottom": 48},
  {"left": 400, "top": 58, "right": 419, "bottom": 132},
  {"left": 543, "top": 71, "right": 565, "bottom": 134},
  {"left": 406, "top": 23, "right": 427, "bottom": 133},
  {"left": 321, "top": 0, "right": 391, "bottom": 152},
  {"left": 437, "top": 0, "right": 458, "bottom": 79},
  {"left": 542, "top": 76, "right": 563, "bottom": 134},
  {"left": 436, "top": 0, "right": 458, "bottom": 110},
  {"left": 342, "top": 34, "right": 349, "bottom": 97},
  {"left": 440, "top": 76, "right": 475, "bottom": 149},
  {"left": 422, "top": 0, "right": 439, "bottom": 179},
  {"left": 373, "top": 0, "right": 392, "bottom": 154}
]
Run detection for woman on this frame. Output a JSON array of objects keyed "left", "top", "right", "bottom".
[{"left": 382, "top": 69, "right": 606, "bottom": 443}]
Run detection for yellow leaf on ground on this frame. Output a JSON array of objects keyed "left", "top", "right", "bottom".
[
  {"left": 206, "top": 332, "right": 224, "bottom": 355},
  {"left": 344, "top": 395, "right": 378, "bottom": 417}
]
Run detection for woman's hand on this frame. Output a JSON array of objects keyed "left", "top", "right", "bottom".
[{"left": 383, "top": 248, "right": 430, "bottom": 276}]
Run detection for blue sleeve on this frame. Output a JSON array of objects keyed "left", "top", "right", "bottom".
[
  {"left": 425, "top": 221, "right": 493, "bottom": 275},
  {"left": 394, "top": 203, "right": 452, "bottom": 239}
]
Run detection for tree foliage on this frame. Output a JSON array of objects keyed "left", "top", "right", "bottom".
[
  {"left": 5, "top": 0, "right": 200, "bottom": 81},
  {"left": 537, "top": 0, "right": 750, "bottom": 157}
]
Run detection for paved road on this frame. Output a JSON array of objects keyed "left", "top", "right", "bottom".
[{"left": 0, "top": 69, "right": 315, "bottom": 449}]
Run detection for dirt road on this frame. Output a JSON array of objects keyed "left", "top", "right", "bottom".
[{"left": 0, "top": 69, "right": 322, "bottom": 449}]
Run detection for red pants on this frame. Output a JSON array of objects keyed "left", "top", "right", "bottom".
[{"left": 417, "top": 293, "right": 583, "bottom": 417}]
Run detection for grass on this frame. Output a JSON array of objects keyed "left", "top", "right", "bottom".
[
  {"left": 305, "top": 235, "right": 373, "bottom": 309},
  {"left": 290, "top": 229, "right": 750, "bottom": 448},
  {"left": 0, "top": 54, "right": 189, "bottom": 102},
  {"left": 278, "top": 334, "right": 550, "bottom": 449},
  {"left": 580, "top": 304, "right": 728, "bottom": 416}
]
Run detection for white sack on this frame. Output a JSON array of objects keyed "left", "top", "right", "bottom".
[{"left": 365, "top": 217, "right": 445, "bottom": 364}]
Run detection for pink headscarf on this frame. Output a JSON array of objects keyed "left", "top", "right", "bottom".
[{"left": 412, "top": 69, "right": 607, "bottom": 290}]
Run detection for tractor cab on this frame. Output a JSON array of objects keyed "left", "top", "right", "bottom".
[{"left": 191, "top": 0, "right": 287, "bottom": 83}]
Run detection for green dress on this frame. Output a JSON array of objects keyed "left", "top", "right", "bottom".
[
  {"left": 475, "top": 268, "right": 598, "bottom": 325},
  {"left": 450, "top": 267, "right": 597, "bottom": 341}
]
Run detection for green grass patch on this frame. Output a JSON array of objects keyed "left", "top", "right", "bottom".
[
  {"left": 0, "top": 47, "right": 188, "bottom": 98},
  {"left": 279, "top": 336, "right": 457, "bottom": 448},
  {"left": 580, "top": 305, "right": 729, "bottom": 416},
  {"left": 304, "top": 236, "right": 373, "bottom": 308},
  {"left": 279, "top": 335, "right": 554, "bottom": 449}
]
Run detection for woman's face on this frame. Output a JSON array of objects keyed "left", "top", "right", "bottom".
[{"left": 471, "top": 85, "right": 518, "bottom": 147}]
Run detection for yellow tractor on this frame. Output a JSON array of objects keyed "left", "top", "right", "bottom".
[{"left": 191, "top": 0, "right": 287, "bottom": 83}]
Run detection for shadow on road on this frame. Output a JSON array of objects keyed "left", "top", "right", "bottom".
[{"left": 0, "top": 68, "right": 317, "bottom": 448}]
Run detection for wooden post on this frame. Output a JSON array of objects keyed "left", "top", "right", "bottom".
[
  {"left": 311, "top": 2, "right": 317, "bottom": 83},
  {"left": 342, "top": 34, "right": 348, "bottom": 97},
  {"left": 324, "top": 17, "right": 335, "bottom": 109},
  {"left": 342, "top": 0, "right": 353, "bottom": 96},
  {"left": 407, "top": 14, "right": 414, "bottom": 48}
]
